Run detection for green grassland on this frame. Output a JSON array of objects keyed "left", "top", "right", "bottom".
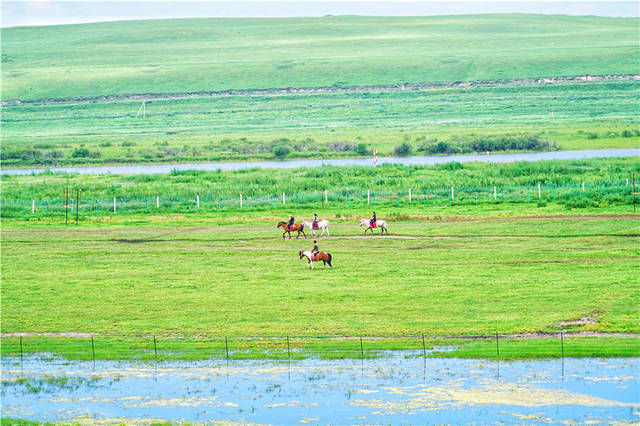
[
  {"left": 2, "top": 158, "right": 638, "bottom": 201},
  {"left": 2, "top": 81, "right": 639, "bottom": 166},
  {"left": 3, "top": 15, "right": 638, "bottom": 101},
  {"left": 2, "top": 15, "right": 639, "bottom": 167},
  {"left": 1, "top": 217, "right": 638, "bottom": 343}
]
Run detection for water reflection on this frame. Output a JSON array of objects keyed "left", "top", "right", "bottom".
[{"left": 1, "top": 355, "right": 638, "bottom": 424}]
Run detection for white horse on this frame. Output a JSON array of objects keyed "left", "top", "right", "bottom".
[
  {"left": 302, "top": 220, "right": 330, "bottom": 237},
  {"left": 359, "top": 218, "right": 388, "bottom": 235},
  {"left": 299, "top": 250, "right": 333, "bottom": 269}
]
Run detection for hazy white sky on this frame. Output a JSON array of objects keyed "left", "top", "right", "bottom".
[{"left": 2, "top": 1, "right": 638, "bottom": 28}]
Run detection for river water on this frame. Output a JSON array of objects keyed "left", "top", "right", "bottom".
[
  {"left": 2, "top": 354, "right": 638, "bottom": 424},
  {"left": 2, "top": 149, "right": 639, "bottom": 176}
]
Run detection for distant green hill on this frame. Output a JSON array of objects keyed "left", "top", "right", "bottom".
[{"left": 2, "top": 14, "right": 638, "bottom": 100}]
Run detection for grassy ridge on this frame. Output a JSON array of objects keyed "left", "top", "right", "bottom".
[
  {"left": 3, "top": 15, "right": 638, "bottom": 101},
  {"left": 2, "top": 81, "right": 638, "bottom": 166}
]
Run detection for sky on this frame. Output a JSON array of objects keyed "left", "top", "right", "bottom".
[{"left": 2, "top": 1, "right": 638, "bottom": 28}]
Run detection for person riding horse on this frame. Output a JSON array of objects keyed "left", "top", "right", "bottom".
[
  {"left": 370, "top": 211, "right": 377, "bottom": 228},
  {"left": 312, "top": 213, "right": 319, "bottom": 230},
  {"left": 287, "top": 214, "right": 295, "bottom": 231}
]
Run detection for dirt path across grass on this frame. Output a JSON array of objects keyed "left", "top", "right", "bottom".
[{"left": 3, "top": 74, "right": 638, "bottom": 106}]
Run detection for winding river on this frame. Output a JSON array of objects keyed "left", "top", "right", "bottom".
[{"left": 2, "top": 148, "right": 638, "bottom": 176}]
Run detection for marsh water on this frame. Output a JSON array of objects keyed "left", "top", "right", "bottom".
[
  {"left": 2, "top": 354, "right": 638, "bottom": 424},
  {"left": 2, "top": 148, "right": 639, "bottom": 175}
]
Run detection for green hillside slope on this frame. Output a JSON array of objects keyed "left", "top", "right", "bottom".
[{"left": 2, "top": 14, "right": 638, "bottom": 100}]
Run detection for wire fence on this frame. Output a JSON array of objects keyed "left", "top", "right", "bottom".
[
  {"left": 1, "top": 334, "right": 638, "bottom": 361},
  {"left": 1, "top": 180, "right": 636, "bottom": 219}
]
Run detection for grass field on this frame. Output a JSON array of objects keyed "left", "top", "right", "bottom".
[
  {"left": 2, "top": 214, "right": 638, "bottom": 342},
  {"left": 3, "top": 15, "right": 638, "bottom": 101},
  {"left": 2, "top": 81, "right": 639, "bottom": 166},
  {"left": 2, "top": 15, "right": 639, "bottom": 166}
]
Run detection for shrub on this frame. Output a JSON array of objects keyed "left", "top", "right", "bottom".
[
  {"left": 393, "top": 142, "right": 413, "bottom": 156},
  {"left": 586, "top": 133, "right": 599, "bottom": 139},
  {"left": 121, "top": 141, "right": 136, "bottom": 147},
  {"left": 273, "top": 145, "right": 291, "bottom": 158},
  {"left": 100, "top": 142, "right": 112, "bottom": 147},
  {"left": 356, "top": 143, "right": 369, "bottom": 155},
  {"left": 621, "top": 129, "right": 633, "bottom": 138},
  {"left": 71, "top": 148, "right": 90, "bottom": 158}
]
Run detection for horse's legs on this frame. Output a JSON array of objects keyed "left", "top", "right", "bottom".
[{"left": 282, "top": 231, "right": 286, "bottom": 239}]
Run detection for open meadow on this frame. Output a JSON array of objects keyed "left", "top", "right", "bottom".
[
  {"left": 2, "top": 157, "right": 639, "bottom": 360},
  {"left": 2, "top": 15, "right": 639, "bottom": 166}
]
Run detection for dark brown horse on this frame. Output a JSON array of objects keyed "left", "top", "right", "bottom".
[
  {"left": 277, "top": 222, "right": 306, "bottom": 239},
  {"left": 299, "top": 250, "right": 333, "bottom": 269}
]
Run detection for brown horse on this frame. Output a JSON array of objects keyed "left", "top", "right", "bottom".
[
  {"left": 299, "top": 250, "right": 333, "bottom": 269},
  {"left": 277, "top": 222, "right": 306, "bottom": 239}
]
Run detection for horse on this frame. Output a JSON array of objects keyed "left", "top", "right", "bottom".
[
  {"left": 302, "top": 219, "right": 330, "bottom": 237},
  {"left": 277, "top": 222, "right": 306, "bottom": 239},
  {"left": 299, "top": 250, "right": 332, "bottom": 269},
  {"left": 359, "top": 218, "right": 388, "bottom": 235}
]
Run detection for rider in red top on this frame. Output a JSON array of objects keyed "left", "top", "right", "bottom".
[
  {"left": 370, "top": 211, "right": 377, "bottom": 228},
  {"left": 312, "top": 213, "right": 319, "bottom": 230},
  {"left": 287, "top": 214, "right": 295, "bottom": 231}
]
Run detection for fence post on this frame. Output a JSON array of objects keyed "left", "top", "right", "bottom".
[
  {"left": 20, "top": 336, "right": 23, "bottom": 361},
  {"left": 225, "top": 336, "right": 229, "bottom": 360},
  {"left": 408, "top": 188, "right": 412, "bottom": 203},
  {"left": 32, "top": 200, "right": 35, "bottom": 214},
  {"left": 197, "top": 195, "right": 200, "bottom": 209},
  {"left": 397, "top": 191, "right": 400, "bottom": 207},
  {"left": 113, "top": 197, "right": 116, "bottom": 213},
  {"left": 538, "top": 183, "right": 541, "bottom": 199},
  {"left": 367, "top": 189, "right": 370, "bottom": 204},
  {"left": 282, "top": 192, "right": 286, "bottom": 205},
  {"left": 360, "top": 337, "right": 364, "bottom": 358},
  {"left": 46, "top": 200, "right": 49, "bottom": 217},
  {"left": 561, "top": 332, "right": 564, "bottom": 358},
  {"left": 451, "top": 187, "right": 454, "bottom": 201},
  {"left": 240, "top": 194, "right": 243, "bottom": 208},
  {"left": 21, "top": 201, "right": 24, "bottom": 218},
  {"left": 495, "top": 332, "right": 500, "bottom": 357},
  {"left": 156, "top": 195, "right": 159, "bottom": 208},
  {"left": 582, "top": 182, "right": 585, "bottom": 192},
  {"left": 91, "top": 335, "right": 96, "bottom": 362},
  {"left": 423, "top": 190, "right": 426, "bottom": 207},
  {"left": 372, "top": 192, "right": 375, "bottom": 206},
  {"left": 422, "top": 334, "right": 426, "bottom": 358},
  {"left": 145, "top": 198, "right": 148, "bottom": 213},
  {"left": 494, "top": 186, "right": 497, "bottom": 200},
  {"left": 287, "top": 336, "right": 291, "bottom": 360},
  {"left": 153, "top": 335, "right": 157, "bottom": 356},
  {"left": 324, "top": 189, "right": 328, "bottom": 205},
  {"left": 527, "top": 188, "right": 530, "bottom": 203},
  {"left": 347, "top": 193, "right": 350, "bottom": 209},
  {"left": 120, "top": 198, "right": 124, "bottom": 214}
]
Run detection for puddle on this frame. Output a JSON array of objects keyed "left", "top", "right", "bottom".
[{"left": 2, "top": 354, "right": 638, "bottom": 424}]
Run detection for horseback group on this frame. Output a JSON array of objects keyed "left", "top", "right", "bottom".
[
  {"left": 278, "top": 211, "right": 387, "bottom": 270},
  {"left": 277, "top": 213, "right": 329, "bottom": 239}
]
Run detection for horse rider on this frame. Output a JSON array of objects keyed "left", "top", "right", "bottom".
[
  {"left": 312, "top": 213, "right": 319, "bottom": 230},
  {"left": 370, "top": 211, "right": 377, "bottom": 227},
  {"left": 312, "top": 240, "right": 320, "bottom": 259},
  {"left": 287, "top": 214, "right": 295, "bottom": 231}
]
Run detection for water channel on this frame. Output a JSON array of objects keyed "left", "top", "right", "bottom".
[
  {"left": 2, "top": 354, "right": 638, "bottom": 424},
  {"left": 2, "top": 148, "right": 638, "bottom": 176}
]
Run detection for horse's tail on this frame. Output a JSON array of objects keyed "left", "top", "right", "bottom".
[{"left": 327, "top": 253, "right": 332, "bottom": 267}]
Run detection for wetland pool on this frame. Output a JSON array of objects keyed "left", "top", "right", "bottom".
[{"left": 1, "top": 354, "right": 638, "bottom": 424}]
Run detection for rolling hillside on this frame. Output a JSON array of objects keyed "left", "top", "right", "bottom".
[{"left": 2, "top": 14, "right": 638, "bottom": 100}]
